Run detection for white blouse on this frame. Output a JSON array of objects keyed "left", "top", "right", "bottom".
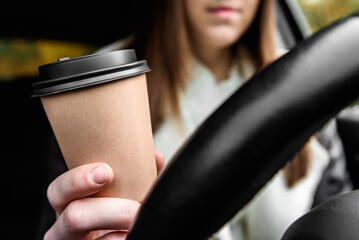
[{"left": 154, "top": 61, "right": 245, "bottom": 163}]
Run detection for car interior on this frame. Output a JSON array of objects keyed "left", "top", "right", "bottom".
[{"left": 0, "top": 1, "right": 358, "bottom": 239}]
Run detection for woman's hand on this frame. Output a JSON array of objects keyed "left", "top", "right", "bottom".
[{"left": 44, "top": 150, "right": 165, "bottom": 240}]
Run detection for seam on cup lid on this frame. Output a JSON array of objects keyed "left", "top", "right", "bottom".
[{"left": 34, "top": 60, "right": 147, "bottom": 88}]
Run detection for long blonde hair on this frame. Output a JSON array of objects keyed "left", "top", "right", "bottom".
[{"left": 123, "top": 0, "right": 310, "bottom": 187}]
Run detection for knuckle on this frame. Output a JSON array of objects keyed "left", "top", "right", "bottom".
[{"left": 62, "top": 200, "right": 85, "bottom": 231}]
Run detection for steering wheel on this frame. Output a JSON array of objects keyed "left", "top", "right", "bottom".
[{"left": 127, "top": 12, "right": 359, "bottom": 240}]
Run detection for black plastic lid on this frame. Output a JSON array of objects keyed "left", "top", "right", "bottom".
[{"left": 32, "top": 49, "right": 150, "bottom": 97}]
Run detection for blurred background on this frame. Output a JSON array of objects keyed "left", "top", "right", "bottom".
[{"left": 0, "top": 0, "right": 358, "bottom": 239}]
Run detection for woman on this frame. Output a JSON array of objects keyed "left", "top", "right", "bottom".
[{"left": 43, "top": 0, "right": 344, "bottom": 239}]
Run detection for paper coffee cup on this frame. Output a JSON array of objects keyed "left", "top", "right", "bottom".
[{"left": 32, "top": 50, "right": 157, "bottom": 201}]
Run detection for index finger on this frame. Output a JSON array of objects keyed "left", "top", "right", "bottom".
[{"left": 47, "top": 163, "right": 114, "bottom": 214}]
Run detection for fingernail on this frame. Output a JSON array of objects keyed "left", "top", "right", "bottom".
[{"left": 90, "top": 165, "right": 108, "bottom": 185}]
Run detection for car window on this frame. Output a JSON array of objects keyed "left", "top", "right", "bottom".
[
  {"left": 277, "top": 0, "right": 359, "bottom": 46},
  {"left": 0, "top": 39, "right": 97, "bottom": 81},
  {"left": 297, "top": 0, "right": 359, "bottom": 33}
]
